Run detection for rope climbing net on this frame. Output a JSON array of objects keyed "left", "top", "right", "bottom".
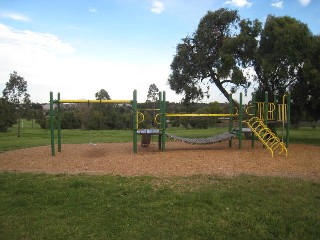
[{"left": 165, "top": 132, "right": 236, "bottom": 145}]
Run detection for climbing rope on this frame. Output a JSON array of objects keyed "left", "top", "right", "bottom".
[{"left": 165, "top": 132, "right": 235, "bottom": 145}]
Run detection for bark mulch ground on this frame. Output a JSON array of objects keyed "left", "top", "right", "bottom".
[{"left": 0, "top": 141, "right": 319, "bottom": 181}]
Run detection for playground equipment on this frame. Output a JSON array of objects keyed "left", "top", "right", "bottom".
[
  {"left": 49, "top": 89, "right": 290, "bottom": 157},
  {"left": 148, "top": 91, "right": 290, "bottom": 157},
  {"left": 49, "top": 90, "right": 140, "bottom": 156}
]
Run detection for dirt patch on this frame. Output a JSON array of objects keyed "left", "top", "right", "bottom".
[{"left": 0, "top": 141, "right": 319, "bottom": 181}]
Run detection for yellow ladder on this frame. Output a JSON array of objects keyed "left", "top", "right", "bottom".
[{"left": 245, "top": 117, "right": 288, "bottom": 157}]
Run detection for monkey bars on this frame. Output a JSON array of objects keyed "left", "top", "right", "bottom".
[{"left": 50, "top": 90, "right": 138, "bottom": 156}]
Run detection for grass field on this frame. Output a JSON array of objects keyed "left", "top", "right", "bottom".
[
  {"left": 0, "top": 173, "right": 319, "bottom": 239},
  {"left": 1, "top": 119, "right": 320, "bottom": 153},
  {"left": 1, "top": 120, "right": 320, "bottom": 239}
]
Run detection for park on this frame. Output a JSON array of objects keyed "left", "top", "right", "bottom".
[{"left": 0, "top": 6, "right": 320, "bottom": 240}]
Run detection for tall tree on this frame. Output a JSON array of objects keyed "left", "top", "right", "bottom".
[
  {"left": 168, "top": 8, "right": 261, "bottom": 104},
  {"left": 290, "top": 35, "right": 320, "bottom": 124},
  {"left": 146, "top": 83, "right": 159, "bottom": 127},
  {"left": 254, "top": 15, "right": 313, "bottom": 100},
  {"left": 95, "top": 89, "right": 111, "bottom": 100},
  {"left": 2, "top": 71, "right": 30, "bottom": 104},
  {"left": 147, "top": 83, "right": 159, "bottom": 102},
  {"left": 0, "top": 98, "right": 16, "bottom": 132},
  {"left": 2, "top": 71, "right": 30, "bottom": 136}
]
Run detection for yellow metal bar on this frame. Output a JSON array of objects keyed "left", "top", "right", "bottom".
[
  {"left": 268, "top": 103, "right": 275, "bottom": 120},
  {"left": 59, "top": 99, "right": 132, "bottom": 104},
  {"left": 166, "top": 113, "right": 239, "bottom": 117},
  {"left": 257, "top": 102, "right": 264, "bottom": 119}
]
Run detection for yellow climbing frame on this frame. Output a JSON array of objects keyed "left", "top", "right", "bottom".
[{"left": 245, "top": 117, "right": 288, "bottom": 157}]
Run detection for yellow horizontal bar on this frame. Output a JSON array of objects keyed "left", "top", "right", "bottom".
[
  {"left": 166, "top": 113, "right": 238, "bottom": 117},
  {"left": 58, "top": 99, "right": 132, "bottom": 104}
]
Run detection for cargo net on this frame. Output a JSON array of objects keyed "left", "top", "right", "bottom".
[{"left": 165, "top": 132, "right": 236, "bottom": 145}]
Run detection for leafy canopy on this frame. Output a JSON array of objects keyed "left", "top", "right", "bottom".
[
  {"left": 168, "top": 8, "right": 261, "bottom": 104},
  {"left": 2, "top": 71, "right": 30, "bottom": 104},
  {"left": 254, "top": 15, "right": 313, "bottom": 99}
]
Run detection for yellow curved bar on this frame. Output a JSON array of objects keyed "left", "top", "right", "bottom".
[
  {"left": 282, "top": 94, "right": 287, "bottom": 105},
  {"left": 245, "top": 105, "right": 254, "bottom": 116},
  {"left": 59, "top": 99, "right": 132, "bottom": 104},
  {"left": 137, "top": 112, "right": 145, "bottom": 124},
  {"left": 154, "top": 114, "right": 161, "bottom": 125}
]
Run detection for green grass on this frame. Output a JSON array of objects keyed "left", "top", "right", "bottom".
[
  {"left": 0, "top": 173, "right": 319, "bottom": 240},
  {"left": 0, "top": 120, "right": 132, "bottom": 153},
  {"left": 1, "top": 120, "right": 320, "bottom": 153},
  {"left": 284, "top": 127, "right": 320, "bottom": 145},
  {"left": 1, "top": 121, "right": 320, "bottom": 239}
]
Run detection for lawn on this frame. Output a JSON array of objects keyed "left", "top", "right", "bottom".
[
  {"left": 1, "top": 120, "right": 320, "bottom": 239},
  {"left": 0, "top": 173, "right": 319, "bottom": 240}
]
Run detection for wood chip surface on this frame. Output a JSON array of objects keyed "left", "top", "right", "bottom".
[{"left": 0, "top": 141, "right": 319, "bottom": 181}]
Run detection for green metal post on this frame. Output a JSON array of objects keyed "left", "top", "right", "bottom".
[
  {"left": 57, "top": 93, "right": 62, "bottom": 152},
  {"left": 239, "top": 92, "right": 243, "bottom": 149},
  {"left": 228, "top": 93, "right": 233, "bottom": 148},
  {"left": 286, "top": 93, "right": 290, "bottom": 148},
  {"left": 158, "top": 92, "right": 162, "bottom": 151},
  {"left": 251, "top": 93, "right": 256, "bottom": 148},
  {"left": 161, "top": 91, "right": 166, "bottom": 151},
  {"left": 132, "top": 90, "right": 138, "bottom": 153},
  {"left": 50, "top": 92, "right": 55, "bottom": 156},
  {"left": 264, "top": 91, "right": 268, "bottom": 125},
  {"left": 274, "top": 94, "right": 278, "bottom": 122}
]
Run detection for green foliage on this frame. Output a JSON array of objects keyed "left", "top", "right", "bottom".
[
  {"left": 1, "top": 71, "right": 33, "bottom": 133},
  {"left": 168, "top": 8, "right": 261, "bottom": 104},
  {"left": 290, "top": 35, "right": 320, "bottom": 123},
  {"left": 0, "top": 173, "right": 319, "bottom": 239},
  {"left": 2, "top": 71, "right": 30, "bottom": 104},
  {"left": 147, "top": 83, "right": 159, "bottom": 102},
  {"left": 95, "top": 89, "right": 110, "bottom": 100},
  {"left": 255, "top": 15, "right": 313, "bottom": 99},
  {"left": 0, "top": 98, "right": 16, "bottom": 132},
  {"left": 61, "top": 111, "right": 81, "bottom": 129}
]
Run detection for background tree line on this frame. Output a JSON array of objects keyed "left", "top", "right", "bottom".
[
  {"left": 168, "top": 8, "right": 320, "bottom": 126},
  {"left": 1, "top": 8, "right": 319, "bottom": 131}
]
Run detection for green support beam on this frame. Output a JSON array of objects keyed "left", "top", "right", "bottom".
[
  {"left": 286, "top": 93, "right": 291, "bottom": 148},
  {"left": 132, "top": 90, "right": 138, "bottom": 153},
  {"left": 57, "top": 92, "right": 62, "bottom": 153},
  {"left": 251, "top": 93, "right": 256, "bottom": 148},
  {"left": 50, "top": 92, "right": 55, "bottom": 156},
  {"left": 239, "top": 92, "right": 243, "bottom": 149},
  {"left": 228, "top": 93, "right": 233, "bottom": 148},
  {"left": 264, "top": 91, "right": 268, "bottom": 124}
]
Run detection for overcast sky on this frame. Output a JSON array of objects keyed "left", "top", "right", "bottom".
[{"left": 0, "top": 0, "right": 319, "bottom": 103}]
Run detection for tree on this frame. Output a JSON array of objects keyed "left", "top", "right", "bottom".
[
  {"left": 95, "top": 89, "right": 111, "bottom": 100},
  {"left": 290, "top": 35, "right": 320, "bottom": 125},
  {"left": 0, "top": 98, "right": 16, "bottom": 132},
  {"left": 168, "top": 8, "right": 261, "bottom": 104},
  {"left": 254, "top": 15, "right": 313, "bottom": 100},
  {"left": 2, "top": 71, "right": 31, "bottom": 136},
  {"left": 147, "top": 83, "right": 159, "bottom": 102},
  {"left": 2, "top": 71, "right": 30, "bottom": 104},
  {"left": 146, "top": 83, "right": 159, "bottom": 127}
]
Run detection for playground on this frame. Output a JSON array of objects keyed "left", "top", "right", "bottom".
[
  {"left": 1, "top": 141, "right": 319, "bottom": 181},
  {"left": 1, "top": 90, "right": 319, "bottom": 181}
]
